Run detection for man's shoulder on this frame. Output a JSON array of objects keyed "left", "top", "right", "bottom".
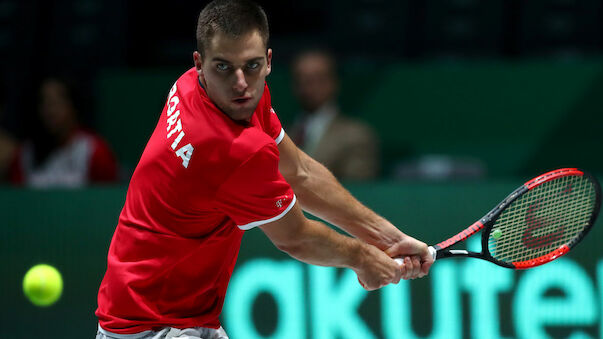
[
  {"left": 172, "top": 68, "right": 204, "bottom": 103},
  {"left": 180, "top": 120, "right": 277, "bottom": 176},
  {"left": 225, "top": 127, "right": 278, "bottom": 164},
  {"left": 177, "top": 67, "right": 199, "bottom": 86},
  {"left": 165, "top": 70, "right": 276, "bottom": 168}
]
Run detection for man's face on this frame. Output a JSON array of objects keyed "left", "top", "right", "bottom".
[
  {"left": 194, "top": 30, "right": 271, "bottom": 121},
  {"left": 293, "top": 53, "right": 337, "bottom": 113},
  {"left": 39, "top": 80, "right": 77, "bottom": 138}
]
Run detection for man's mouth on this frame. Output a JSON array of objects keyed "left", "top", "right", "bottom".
[{"left": 232, "top": 97, "right": 251, "bottom": 105}]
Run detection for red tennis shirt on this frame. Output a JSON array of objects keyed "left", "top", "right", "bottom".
[{"left": 96, "top": 68, "right": 295, "bottom": 333}]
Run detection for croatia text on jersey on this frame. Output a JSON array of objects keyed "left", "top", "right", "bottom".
[{"left": 166, "top": 82, "right": 194, "bottom": 168}]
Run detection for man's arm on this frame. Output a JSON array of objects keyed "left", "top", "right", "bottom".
[
  {"left": 277, "top": 134, "right": 432, "bottom": 278},
  {"left": 259, "top": 200, "right": 402, "bottom": 290}
]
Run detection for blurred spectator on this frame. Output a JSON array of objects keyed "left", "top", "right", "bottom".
[
  {"left": 0, "top": 83, "right": 16, "bottom": 180},
  {"left": 288, "top": 49, "right": 379, "bottom": 180},
  {"left": 8, "top": 77, "right": 118, "bottom": 188}
]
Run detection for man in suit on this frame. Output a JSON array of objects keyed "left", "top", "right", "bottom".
[{"left": 289, "top": 50, "right": 379, "bottom": 180}]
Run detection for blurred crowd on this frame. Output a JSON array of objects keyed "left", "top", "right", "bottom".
[
  {"left": 0, "top": 77, "right": 118, "bottom": 188},
  {"left": 289, "top": 50, "right": 380, "bottom": 180},
  {"left": 1, "top": 1, "right": 601, "bottom": 188},
  {"left": 0, "top": 49, "right": 384, "bottom": 188}
]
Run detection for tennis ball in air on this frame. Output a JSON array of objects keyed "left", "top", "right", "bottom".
[
  {"left": 492, "top": 229, "right": 502, "bottom": 239},
  {"left": 23, "top": 264, "right": 63, "bottom": 307}
]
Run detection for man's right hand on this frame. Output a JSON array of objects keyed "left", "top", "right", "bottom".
[{"left": 353, "top": 244, "right": 406, "bottom": 291}]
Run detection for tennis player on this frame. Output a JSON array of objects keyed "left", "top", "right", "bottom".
[{"left": 95, "top": 1, "right": 433, "bottom": 338}]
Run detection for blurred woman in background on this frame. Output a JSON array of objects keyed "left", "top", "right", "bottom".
[{"left": 8, "top": 77, "right": 118, "bottom": 187}]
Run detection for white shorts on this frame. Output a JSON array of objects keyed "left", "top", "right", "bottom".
[{"left": 96, "top": 324, "right": 229, "bottom": 339}]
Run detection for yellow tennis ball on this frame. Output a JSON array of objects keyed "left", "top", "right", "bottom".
[
  {"left": 492, "top": 229, "right": 502, "bottom": 239},
  {"left": 23, "top": 264, "right": 63, "bottom": 307}
]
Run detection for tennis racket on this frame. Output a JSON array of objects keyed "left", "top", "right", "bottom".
[{"left": 396, "top": 168, "right": 601, "bottom": 269}]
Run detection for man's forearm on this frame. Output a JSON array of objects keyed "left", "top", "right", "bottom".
[
  {"left": 276, "top": 136, "right": 432, "bottom": 280},
  {"left": 274, "top": 218, "right": 368, "bottom": 268},
  {"left": 288, "top": 152, "right": 404, "bottom": 251},
  {"left": 261, "top": 209, "right": 404, "bottom": 290}
]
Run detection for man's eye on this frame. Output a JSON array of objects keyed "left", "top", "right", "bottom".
[
  {"left": 216, "top": 64, "right": 230, "bottom": 71},
  {"left": 247, "top": 62, "right": 260, "bottom": 70}
]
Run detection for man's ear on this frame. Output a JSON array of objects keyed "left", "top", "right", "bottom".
[
  {"left": 193, "top": 51, "right": 204, "bottom": 77},
  {"left": 266, "top": 48, "right": 272, "bottom": 76}
]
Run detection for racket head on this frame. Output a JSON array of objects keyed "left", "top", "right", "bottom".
[{"left": 481, "top": 168, "right": 601, "bottom": 269}]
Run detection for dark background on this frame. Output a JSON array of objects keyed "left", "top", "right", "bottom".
[
  {"left": 1, "top": 0, "right": 603, "bottom": 179},
  {"left": 2, "top": 1, "right": 603, "bottom": 338}
]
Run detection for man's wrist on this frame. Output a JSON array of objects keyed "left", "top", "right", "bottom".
[
  {"left": 347, "top": 240, "right": 371, "bottom": 271},
  {"left": 361, "top": 217, "right": 405, "bottom": 250}
]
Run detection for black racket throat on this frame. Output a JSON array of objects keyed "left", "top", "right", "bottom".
[
  {"left": 432, "top": 185, "right": 528, "bottom": 267},
  {"left": 433, "top": 230, "right": 516, "bottom": 269},
  {"left": 436, "top": 249, "right": 482, "bottom": 260}
]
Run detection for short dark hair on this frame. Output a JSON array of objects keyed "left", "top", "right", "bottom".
[{"left": 196, "top": 0, "right": 269, "bottom": 57}]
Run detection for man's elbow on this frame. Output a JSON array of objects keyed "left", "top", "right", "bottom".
[
  {"left": 283, "top": 165, "right": 310, "bottom": 189},
  {"left": 273, "top": 239, "right": 305, "bottom": 257}
]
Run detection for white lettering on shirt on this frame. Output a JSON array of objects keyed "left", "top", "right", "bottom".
[
  {"left": 167, "top": 110, "right": 180, "bottom": 131},
  {"left": 175, "top": 144, "right": 194, "bottom": 169},
  {"left": 165, "top": 82, "right": 194, "bottom": 168},
  {"left": 168, "top": 82, "right": 177, "bottom": 98},
  {"left": 167, "top": 96, "right": 179, "bottom": 116},
  {"left": 167, "top": 120, "right": 182, "bottom": 139},
  {"left": 171, "top": 131, "right": 185, "bottom": 150}
]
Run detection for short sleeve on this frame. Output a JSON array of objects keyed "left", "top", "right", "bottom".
[
  {"left": 267, "top": 107, "right": 285, "bottom": 144},
  {"left": 215, "top": 144, "right": 295, "bottom": 230},
  {"left": 259, "top": 85, "right": 285, "bottom": 144}
]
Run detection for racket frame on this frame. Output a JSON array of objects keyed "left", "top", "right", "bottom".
[{"left": 431, "top": 168, "right": 601, "bottom": 269}]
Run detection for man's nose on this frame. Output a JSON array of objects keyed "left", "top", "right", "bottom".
[{"left": 233, "top": 69, "right": 248, "bottom": 92}]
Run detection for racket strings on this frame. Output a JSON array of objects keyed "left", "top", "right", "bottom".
[
  {"left": 488, "top": 175, "right": 596, "bottom": 264},
  {"left": 500, "top": 177, "right": 591, "bottom": 258},
  {"left": 493, "top": 177, "right": 592, "bottom": 261}
]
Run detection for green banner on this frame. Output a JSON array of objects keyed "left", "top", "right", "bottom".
[{"left": 1, "top": 181, "right": 601, "bottom": 338}]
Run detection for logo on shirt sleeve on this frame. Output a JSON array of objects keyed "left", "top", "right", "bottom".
[{"left": 275, "top": 195, "right": 291, "bottom": 209}]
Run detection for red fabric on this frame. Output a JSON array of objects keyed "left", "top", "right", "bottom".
[
  {"left": 7, "top": 130, "right": 118, "bottom": 187},
  {"left": 215, "top": 143, "right": 294, "bottom": 228},
  {"left": 88, "top": 135, "right": 119, "bottom": 182},
  {"left": 96, "top": 68, "right": 293, "bottom": 333},
  {"left": 7, "top": 147, "right": 23, "bottom": 184}
]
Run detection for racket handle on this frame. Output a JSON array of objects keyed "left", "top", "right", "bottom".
[{"left": 394, "top": 246, "right": 437, "bottom": 265}]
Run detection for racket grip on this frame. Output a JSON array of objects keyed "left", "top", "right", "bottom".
[{"left": 394, "top": 246, "right": 437, "bottom": 265}]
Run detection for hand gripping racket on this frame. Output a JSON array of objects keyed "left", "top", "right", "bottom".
[{"left": 397, "top": 168, "right": 601, "bottom": 269}]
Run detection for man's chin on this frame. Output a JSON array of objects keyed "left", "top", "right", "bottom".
[{"left": 223, "top": 107, "right": 255, "bottom": 122}]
